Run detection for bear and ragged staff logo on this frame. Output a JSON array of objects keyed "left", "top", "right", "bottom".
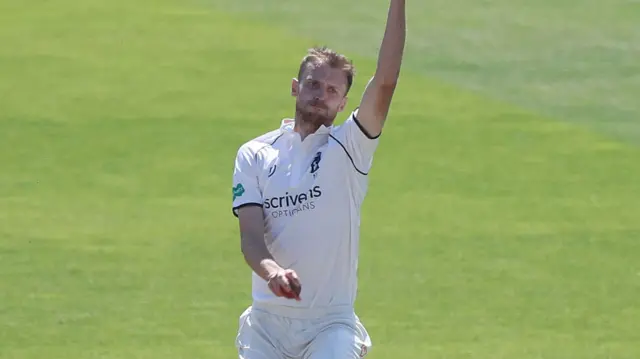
[{"left": 310, "top": 152, "right": 322, "bottom": 177}]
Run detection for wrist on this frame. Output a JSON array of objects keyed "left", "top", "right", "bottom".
[{"left": 260, "top": 259, "right": 283, "bottom": 281}]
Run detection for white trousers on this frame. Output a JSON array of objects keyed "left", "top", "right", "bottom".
[{"left": 235, "top": 303, "right": 372, "bottom": 359}]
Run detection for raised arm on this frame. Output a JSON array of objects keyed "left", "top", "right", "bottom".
[{"left": 356, "top": 0, "right": 406, "bottom": 138}]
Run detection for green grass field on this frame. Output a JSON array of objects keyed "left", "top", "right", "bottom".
[{"left": 1, "top": 0, "right": 639, "bottom": 358}]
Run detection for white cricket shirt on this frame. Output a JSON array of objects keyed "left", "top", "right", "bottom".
[{"left": 231, "top": 109, "right": 380, "bottom": 310}]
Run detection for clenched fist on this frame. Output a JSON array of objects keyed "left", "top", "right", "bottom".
[{"left": 267, "top": 269, "right": 302, "bottom": 301}]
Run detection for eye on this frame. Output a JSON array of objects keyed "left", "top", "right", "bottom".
[{"left": 328, "top": 87, "right": 337, "bottom": 94}]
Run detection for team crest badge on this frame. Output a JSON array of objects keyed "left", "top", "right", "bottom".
[{"left": 310, "top": 152, "right": 322, "bottom": 177}]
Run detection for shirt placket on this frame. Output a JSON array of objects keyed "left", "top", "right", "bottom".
[
  {"left": 289, "top": 136, "right": 304, "bottom": 189},
  {"left": 290, "top": 134, "right": 319, "bottom": 189}
]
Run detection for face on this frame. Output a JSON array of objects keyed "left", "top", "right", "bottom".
[{"left": 291, "top": 62, "right": 349, "bottom": 127}]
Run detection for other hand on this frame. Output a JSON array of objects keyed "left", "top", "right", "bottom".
[{"left": 267, "top": 268, "right": 302, "bottom": 301}]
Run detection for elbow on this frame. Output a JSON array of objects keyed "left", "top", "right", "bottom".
[
  {"left": 240, "top": 235, "right": 261, "bottom": 262},
  {"left": 383, "top": 69, "right": 401, "bottom": 87},
  {"left": 240, "top": 239, "right": 251, "bottom": 258},
  {"left": 240, "top": 242, "right": 255, "bottom": 267},
  {"left": 380, "top": 80, "right": 398, "bottom": 91},
  {"left": 375, "top": 76, "right": 399, "bottom": 92},
  {"left": 240, "top": 236, "right": 251, "bottom": 257},
  {"left": 375, "top": 68, "right": 401, "bottom": 87}
]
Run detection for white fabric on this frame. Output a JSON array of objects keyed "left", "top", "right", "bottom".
[
  {"left": 231, "top": 109, "right": 380, "bottom": 310},
  {"left": 235, "top": 304, "right": 372, "bottom": 359}
]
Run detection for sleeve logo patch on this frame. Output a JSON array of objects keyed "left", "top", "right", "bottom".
[{"left": 232, "top": 184, "right": 245, "bottom": 201}]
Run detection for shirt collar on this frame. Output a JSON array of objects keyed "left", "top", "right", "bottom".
[{"left": 279, "top": 119, "right": 332, "bottom": 136}]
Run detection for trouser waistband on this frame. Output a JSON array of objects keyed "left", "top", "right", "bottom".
[{"left": 251, "top": 302, "right": 355, "bottom": 319}]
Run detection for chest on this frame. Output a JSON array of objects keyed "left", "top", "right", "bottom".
[
  {"left": 258, "top": 138, "right": 347, "bottom": 211},
  {"left": 262, "top": 144, "right": 326, "bottom": 190}
]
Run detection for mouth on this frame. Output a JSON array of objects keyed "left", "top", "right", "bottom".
[
  {"left": 309, "top": 107, "right": 327, "bottom": 115},
  {"left": 309, "top": 103, "right": 327, "bottom": 110}
]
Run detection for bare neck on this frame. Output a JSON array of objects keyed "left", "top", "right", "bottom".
[
  {"left": 293, "top": 111, "right": 332, "bottom": 141},
  {"left": 293, "top": 120, "right": 322, "bottom": 141}
]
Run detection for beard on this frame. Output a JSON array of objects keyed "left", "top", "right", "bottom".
[{"left": 295, "top": 100, "right": 335, "bottom": 128}]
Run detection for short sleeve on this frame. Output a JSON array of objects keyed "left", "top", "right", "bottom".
[
  {"left": 231, "top": 144, "right": 264, "bottom": 217},
  {"left": 330, "top": 108, "right": 381, "bottom": 175}
]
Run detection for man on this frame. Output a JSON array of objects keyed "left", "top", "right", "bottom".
[{"left": 231, "top": 1, "right": 405, "bottom": 358}]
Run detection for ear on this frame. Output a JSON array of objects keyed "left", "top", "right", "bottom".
[
  {"left": 337, "top": 96, "right": 348, "bottom": 112},
  {"left": 291, "top": 78, "right": 299, "bottom": 97}
]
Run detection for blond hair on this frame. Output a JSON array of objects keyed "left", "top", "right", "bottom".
[{"left": 297, "top": 46, "right": 356, "bottom": 94}]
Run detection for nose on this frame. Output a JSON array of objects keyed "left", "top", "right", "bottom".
[
  {"left": 314, "top": 87, "right": 326, "bottom": 100},
  {"left": 313, "top": 95, "right": 326, "bottom": 105}
]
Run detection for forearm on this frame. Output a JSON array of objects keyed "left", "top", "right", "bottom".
[
  {"left": 241, "top": 233, "right": 281, "bottom": 281},
  {"left": 375, "top": 0, "right": 406, "bottom": 85},
  {"left": 238, "top": 206, "right": 282, "bottom": 281}
]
